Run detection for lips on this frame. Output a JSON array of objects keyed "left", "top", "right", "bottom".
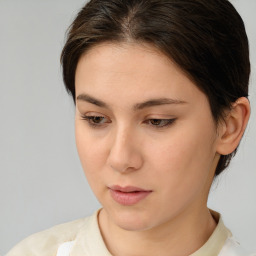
[{"left": 108, "top": 185, "right": 152, "bottom": 206}]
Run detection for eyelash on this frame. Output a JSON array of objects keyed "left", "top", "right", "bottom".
[
  {"left": 80, "top": 115, "right": 109, "bottom": 128},
  {"left": 80, "top": 115, "right": 176, "bottom": 129},
  {"left": 144, "top": 118, "right": 176, "bottom": 128}
]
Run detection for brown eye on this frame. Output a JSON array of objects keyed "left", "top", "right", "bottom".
[
  {"left": 81, "top": 115, "right": 110, "bottom": 128},
  {"left": 147, "top": 119, "right": 176, "bottom": 128},
  {"left": 150, "top": 119, "right": 162, "bottom": 126},
  {"left": 90, "top": 116, "right": 105, "bottom": 124}
]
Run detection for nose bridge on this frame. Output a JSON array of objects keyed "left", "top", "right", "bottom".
[{"left": 108, "top": 123, "right": 142, "bottom": 172}]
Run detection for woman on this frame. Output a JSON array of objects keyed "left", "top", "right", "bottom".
[{"left": 6, "top": 0, "right": 255, "bottom": 255}]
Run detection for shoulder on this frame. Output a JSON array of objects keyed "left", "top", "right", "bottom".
[
  {"left": 208, "top": 210, "right": 255, "bottom": 256},
  {"left": 5, "top": 216, "right": 91, "bottom": 256},
  {"left": 219, "top": 236, "right": 256, "bottom": 256}
]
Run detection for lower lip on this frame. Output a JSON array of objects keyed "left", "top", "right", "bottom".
[{"left": 109, "top": 189, "right": 152, "bottom": 206}]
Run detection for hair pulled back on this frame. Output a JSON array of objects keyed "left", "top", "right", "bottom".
[{"left": 61, "top": 0, "right": 250, "bottom": 176}]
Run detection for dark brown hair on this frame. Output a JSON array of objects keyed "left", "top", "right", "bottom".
[{"left": 61, "top": 0, "right": 250, "bottom": 176}]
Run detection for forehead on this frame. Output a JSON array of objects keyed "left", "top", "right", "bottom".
[
  {"left": 77, "top": 42, "right": 179, "bottom": 79},
  {"left": 75, "top": 42, "right": 208, "bottom": 107}
]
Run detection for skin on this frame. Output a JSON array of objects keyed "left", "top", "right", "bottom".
[{"left": 74, "top": 42, "right": 250, "bottom": 256}]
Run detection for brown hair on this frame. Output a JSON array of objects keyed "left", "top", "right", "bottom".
[{"left": 61, "top": 0, "right": 250, "bottom": 176}]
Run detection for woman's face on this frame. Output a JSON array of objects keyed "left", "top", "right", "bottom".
[{"left": 75, "top": 42, "right": 221, "bottom": 231}]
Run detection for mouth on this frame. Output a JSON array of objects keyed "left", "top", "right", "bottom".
[{"left": 108, "top": 185, "right": 152, "bottom": 206}]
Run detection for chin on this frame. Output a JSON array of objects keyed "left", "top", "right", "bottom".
[{"left": 110, "top": 208, "right": 155, "bottom": 232}]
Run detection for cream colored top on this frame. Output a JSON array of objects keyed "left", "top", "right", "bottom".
[{"left": 6, "top": 209, "right": 256, "bottom": 256}]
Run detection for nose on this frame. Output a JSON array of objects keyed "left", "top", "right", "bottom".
[{"left": 107, "top": 126, "right": 143, "bottom": 173}]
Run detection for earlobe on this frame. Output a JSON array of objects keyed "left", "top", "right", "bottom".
[{"left": 216, "top": 97, "right": 250, "bottom": 155}]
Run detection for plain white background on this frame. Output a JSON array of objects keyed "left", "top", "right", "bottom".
[{"left": 0, "top": 0, "right": 255, "bottom": 255}]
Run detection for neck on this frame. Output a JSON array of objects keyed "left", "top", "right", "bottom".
[{"left": 98, "top": 205, "right": 217, "bottom": 256}]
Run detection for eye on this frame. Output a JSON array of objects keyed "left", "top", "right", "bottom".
[
  {"left": 146, "top": 118, "right": 176, "bottom": 128},
  {"left": 80, "top": 115, "right": 111, "bottom": 127}
]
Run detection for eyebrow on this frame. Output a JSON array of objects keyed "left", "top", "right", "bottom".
[
  {"left": 76, "top": 93, "right": 187, "bottom": 110},
  {"left": 77, "top": 94, "right": 108, "bottom": 108},
  {"left": 133, "top": 98, "right": 187, "bottom": 110}
]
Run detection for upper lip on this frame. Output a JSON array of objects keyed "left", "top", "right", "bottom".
[{"left": 109, "top": 185, "right": 152, "bottom": 192}]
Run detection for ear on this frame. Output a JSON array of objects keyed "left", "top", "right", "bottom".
[{"left": 216, "top": 97, "right": 250, "bottom": 155}]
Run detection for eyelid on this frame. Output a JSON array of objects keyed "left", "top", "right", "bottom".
[
  {"left": 144, "top": 118, "right": 177, "bottom": 128},
  {"left": 79, "top": 111, "right": 176, "bottom": 129},
  {"left": 80, "top": 113, "right": 111, "bottom": 128}
]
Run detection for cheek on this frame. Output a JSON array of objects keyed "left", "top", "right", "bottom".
[
  {"left": 147, "top": 123, "right": 216, "bottom": 193},
  {"left": 75, "top": 124, "right": 107, "bottom": 179}
]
